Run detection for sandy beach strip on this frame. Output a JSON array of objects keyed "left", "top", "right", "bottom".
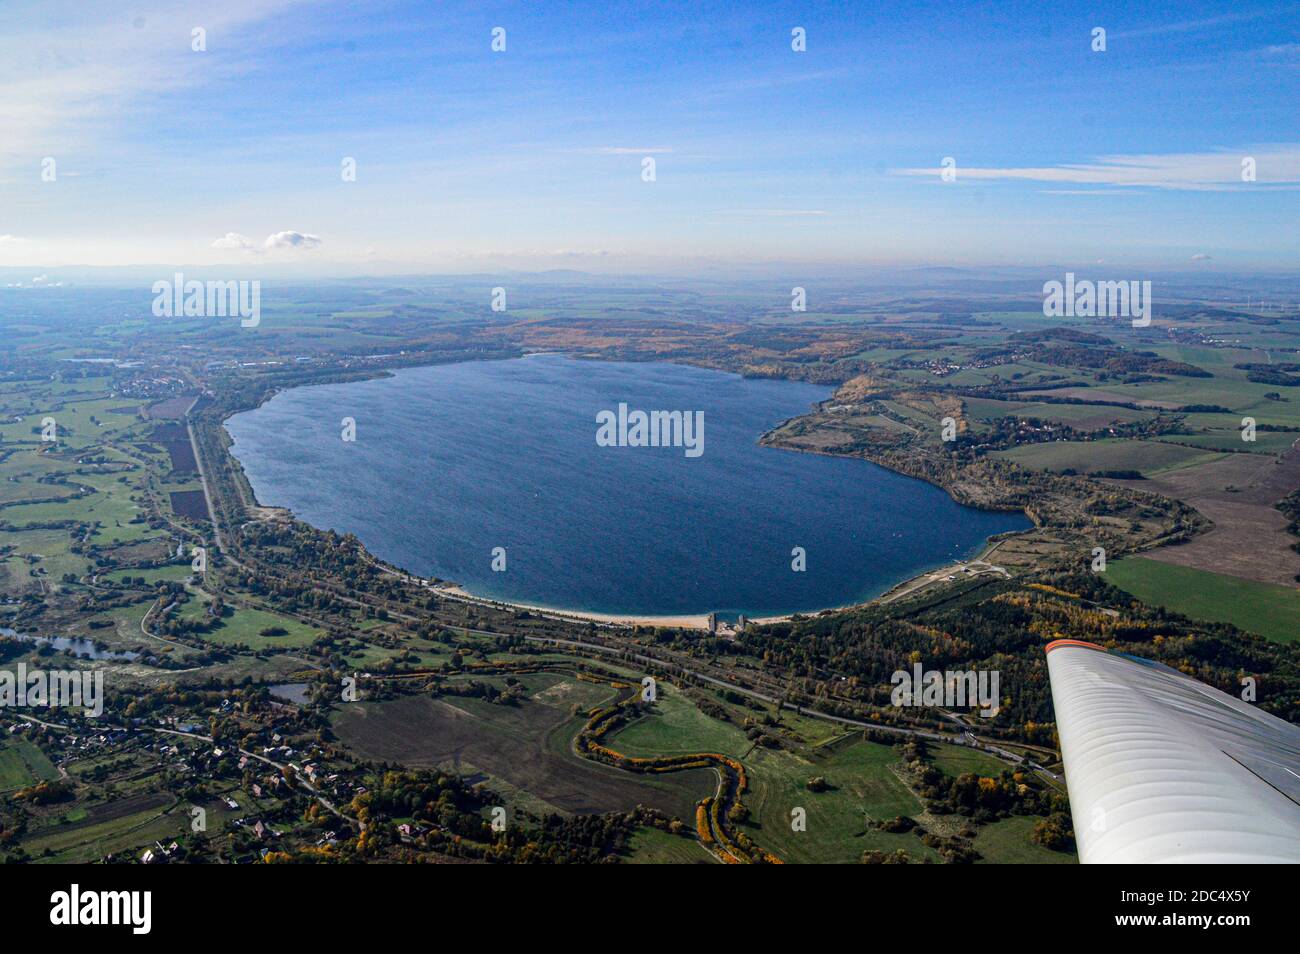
[{"left": 433, "top": 584, "right": 711, "bottom": 630}]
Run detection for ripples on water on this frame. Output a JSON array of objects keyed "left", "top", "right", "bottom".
[{"left": 225, "top": 356, "right": 1029, "bottom": 617}]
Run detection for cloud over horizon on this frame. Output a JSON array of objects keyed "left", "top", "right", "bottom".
[
  {"left": 0, "top": 3, "right": 1296, "bottom": 271},
  {"left": 211, "top": 233, "right": 254, "bottom": 250},
  {"left": 893, "top": 146, "right": 1300, "bottom": 191},
  {"left": 264, "top": 230, "right": 322, "bottom": 250}
]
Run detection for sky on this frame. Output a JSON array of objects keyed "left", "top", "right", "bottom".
[{"left": 0, "top": 0, "right": 1298, "bottom": 274}]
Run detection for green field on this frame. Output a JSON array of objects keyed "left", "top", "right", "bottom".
[
  {"left": 0, "top": 377, "right": 171, "bottom": 601},
  {"left": 611, "top": 684, "right": 750, "bottom": 758},
  {"left": 5, "top": 470, "right": 153, "bottom": 545},
  {"left": 1087, "top": 374, "right": 1296, "bottom": 415},
  {"left": 740, "top": 738, "right": 942, "bottom": 864},
  {"left": 611, "top": 689, "right": 1070, "bottom": 863},
  {"left": 963, "top": 397, "right": 1153, "bottom": 430},
  {"left": 973, "top": 815, "right": 1076, "bottom": 864},
  {"left": 0, "top": 527, "right": 90, "bottom": 594},
  {"left": 331, "top": 680, "right": 712, "bottom": 820},
  {"left": 931, "top": 743, "right": 1010, "bottom": 779},
  {"left": 19, "top": 793, "right": 188, "bottom": 864},
  {"left": 625, "top": 825, "right": 716, "bottom": 864},
  {"left": 1156, "top": 431, "right": 1297, "bottom": 455},
  {"left": 100, "top": 564, "right": 195, "bottom": 586},
  {"left": 0, "top": 737, "right": 60, "bottom": 791},
  {"left": 1108, "top": 558, "right": 1299, "bottom": 644},
  {"left": 993, "top": 438, "right": 1225, "bottom": 476},
  {"left": 175, "top": 590, "right": 323, "bottom": 648},
  {"left": 609, "top": 693, "right": 939, "bottom": 863}
]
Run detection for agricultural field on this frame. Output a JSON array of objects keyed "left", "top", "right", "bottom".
[
  {"left": 0, "top": 737, "right": 60, "bottom": 792},
  {"left": 1160, "top": 430, "right": 1296, "bottom": 454},
  {"left": 0, "top": 373, "right": 183, "bottom": 601},
  {"left": 608, "top": 684, "right": 1070, "bottom": 864},
  {"left": 930, "top": 743, "right": 1009, "bottom": 779},
  {"left": 993, "top": 439, "right": 1226, "bottom": 476},
  {"left": 169, "top": 490, "right": 209, "bottom": 522},
  {"left": 99, "top": 563, "right": 194, "bottom": 587},
  {"left": 170, "top": 588, "right": 323, "bottom": 649},
  {"left": 736, "top": 736, "right": 943, "bottom": 864},
  {"left": 1108, "top": 558, "right": 1299, "bottom": 644},
  {"left": 1108, "top": 444, "right": 1300, "bottom": 587},
  {"left": 1068, "top": 374, "right": 1292, "bottom": 415},
  {"left": 0, "top": 527, "right": 91, "bottom": 595},
  {"left": 611, "top": 683, "right": 749, "bottom": 758},
  {"left": 330, "top": 677, "right": 713, "bottom": 819},
  {"left": 625, "top": 824, "right": 715, "bottom": 864},
  {"left": 20, "top": 792, "right": 182, "bottom": 864},
  {"left": 963, "top": 397, "right": 1155, "bottom": 432},
  {"left": 8, "top": 753, "right": 271, "bottom": 865},
  {"left": 973, "top": 815, "right": 1076, "bottom": 865}
]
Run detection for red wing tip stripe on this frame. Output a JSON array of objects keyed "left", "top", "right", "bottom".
[{"left": 1044, "top": 639, "right": 1108, "bottom": 655}]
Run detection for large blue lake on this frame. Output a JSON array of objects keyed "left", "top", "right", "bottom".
[{"left": 224, "top": 356, "right": 1028, "bottom": 617}]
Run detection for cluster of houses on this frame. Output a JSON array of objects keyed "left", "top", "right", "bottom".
[
  {"left": 5, "top": 678, "right": 377, "bottom": 862},
  {"left": 117, "top": 373, "right": 188, "bottom": 402},
  {"left": 6, "top": 719, "right": 132, "bottom": 768},
  {"left": 898, "top": 352, "right": 1033, "bottom": 378}
]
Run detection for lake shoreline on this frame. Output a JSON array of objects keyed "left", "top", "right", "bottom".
[
  {"left": 220, "top": 353, "right": 1032, "bottom": 628},
  {"left": 431, "top": 583, "right": 713, "bottom": 629}
]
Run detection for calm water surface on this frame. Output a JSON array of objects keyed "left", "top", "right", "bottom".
[
  {"left": 225, "top": 356, "right": 1028, "bottom": 617},
  {"left": 1, "top": 627, "right": 139, "bottom": 661}
]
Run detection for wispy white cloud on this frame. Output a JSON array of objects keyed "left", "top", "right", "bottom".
[
  {"left": 1110, "top": 9, "right": 1291, "bottom": 41},
  {"left": 1252, "top": 43, "right": 1300, "bottom": 66},
  {"left": 893, "top": 146, "right": 1300, "bottom": 191},
  {"left": 265, "top": 230, "right": 321, "bottom": 250},
  {"left": 693, "top": 67, "right": 854, "bottom": 102},
  {"left": 211, "top": 232, "right": 254, "bottom": 250},
  {"left": 442, "top": 248, "right": 611, "bottom": 260},
  {"left": 719, "top": 209, "right": 830, "bottom": 216},
  {"left": 591, "top": 146, "right": 674, "bottom": 155},
  {"left": 0, "top": 1, "right": 309, "bottom": 174}
]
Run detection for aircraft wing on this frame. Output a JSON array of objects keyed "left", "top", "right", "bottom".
[{"left": 1045, "top": 639, "right": 1300, "bottom": 863}]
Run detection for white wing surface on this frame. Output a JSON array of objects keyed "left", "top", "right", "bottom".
[{"left": 1045, "top": 639, "right": 1300, "bottom": 863}]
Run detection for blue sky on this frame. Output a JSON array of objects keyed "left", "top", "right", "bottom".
[{"left": 1, "top": 0, "right": 1297, "bottom": 272}]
